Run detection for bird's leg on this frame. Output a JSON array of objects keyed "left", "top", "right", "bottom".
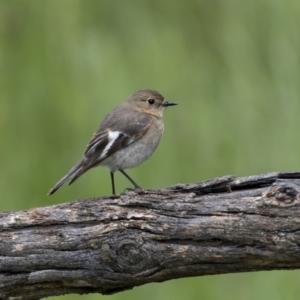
[
  {"left": 110, "top": 172, "right": 116, "bottom": 195},
  {"left": 119, "top": 169, "right": 141, "bottom": 189}
]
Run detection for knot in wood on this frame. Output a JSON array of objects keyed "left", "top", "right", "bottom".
[
  {"left": 264, "top": 182, "right": 300, "bottom": 206},
  {"left": 102, "top": 231, "right": 153, "bottom": 272},
  {"left": 116, "top": 235, "right": 150, "bottom": 272}
]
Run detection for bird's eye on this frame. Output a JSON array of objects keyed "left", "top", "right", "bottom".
[{"left": 147, "top": 99, "right": 155, "bottom": 105}]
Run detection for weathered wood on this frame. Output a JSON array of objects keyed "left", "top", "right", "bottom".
[{"left": 1, "top": 172, "right": 300, "bottom": 300}]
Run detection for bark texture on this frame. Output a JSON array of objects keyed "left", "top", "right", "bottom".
[{"left": 1, "top": 172, "right": 300, "bottom": 300}]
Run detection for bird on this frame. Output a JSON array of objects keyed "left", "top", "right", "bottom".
[{"left": 48, "top": 89, "right": 178, "bottom": 195}]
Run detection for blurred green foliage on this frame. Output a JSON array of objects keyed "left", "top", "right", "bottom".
[{"left": 1, "top": 0, "right": 300, "bottom": 299}]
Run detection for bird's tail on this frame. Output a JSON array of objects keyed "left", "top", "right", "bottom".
[{"left": 48, "top": 161, "right": 83, "bottom": 195}]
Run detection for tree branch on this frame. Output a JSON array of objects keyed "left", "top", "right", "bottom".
[{"left": 1, "top": 172, "right": 300, "bottom": 300}]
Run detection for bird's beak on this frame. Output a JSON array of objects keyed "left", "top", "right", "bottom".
[{"left": 162, "top": 101, "right": 178, "bottom": 107}]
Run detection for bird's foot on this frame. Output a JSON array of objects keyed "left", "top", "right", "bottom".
[{"left": 124, "top": 187, "right": 145, "bottom": 194}]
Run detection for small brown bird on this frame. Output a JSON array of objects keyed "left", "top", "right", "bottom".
[{"left": 48, "top": 89, "right": 177, "bottom": 195}]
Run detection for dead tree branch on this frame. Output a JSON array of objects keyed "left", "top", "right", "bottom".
[{"left": 1, "top": 172, "right": 300, "bottom": 300}]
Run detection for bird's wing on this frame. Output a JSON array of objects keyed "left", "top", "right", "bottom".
[
  {"left": 68, "top": 111, "right": 152, "bottom": 184},
  {"left": 85, "top": 111, "right": 152, "bottom": 162}
]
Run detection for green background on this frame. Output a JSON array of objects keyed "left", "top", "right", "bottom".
[{"left": 1, "top": 1, "right": 300, "bottom": 299}]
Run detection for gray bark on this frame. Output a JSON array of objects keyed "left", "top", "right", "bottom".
[{"left": 1, "top": 172, "right": 300, "bottom": 300}]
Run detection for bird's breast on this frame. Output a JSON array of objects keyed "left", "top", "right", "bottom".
[{"left": 101, "top": 119, "right": 164, "bottom": 172}]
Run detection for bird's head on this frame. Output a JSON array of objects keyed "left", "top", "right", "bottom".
[{"left": 127, "top": 89, "right": 177, "bottom": 118}]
